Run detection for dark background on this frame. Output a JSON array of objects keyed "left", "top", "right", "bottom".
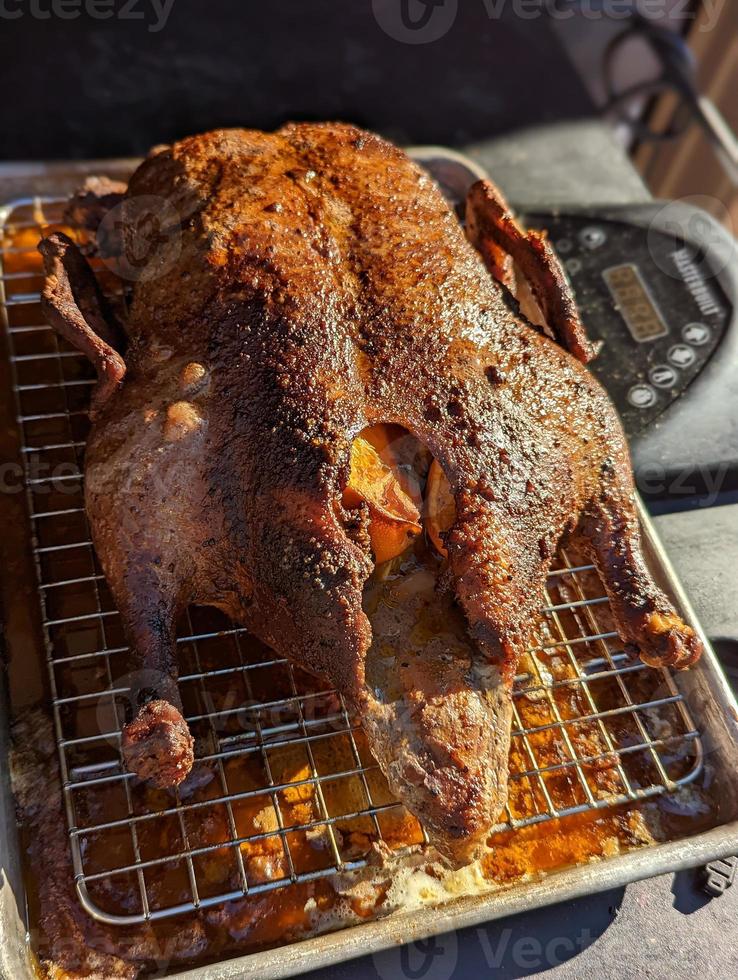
[{"left": 0, "top": 0, "right": 592, "bottom": 159}]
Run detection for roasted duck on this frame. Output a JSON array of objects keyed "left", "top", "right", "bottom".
[{"left": 39, "top": 124, "right": 702, "bottom": 865}]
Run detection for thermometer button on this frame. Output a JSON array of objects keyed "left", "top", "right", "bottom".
[
  {"left": 579, "top": 226, "right": 607, "bottom": 250},
  {"left": 649, "top": 364, "right": 678, "bottom": 389},
  {"left": 628, "top": 384, "right": 657, "bottom": 409},
  {"left": 682, "top": 322, "right": 711, "bottom": 346},
  {"left": 668, "top": 344, "right": 697, "bottom": 368}
]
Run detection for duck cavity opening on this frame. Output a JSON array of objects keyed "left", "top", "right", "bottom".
[
  {"left": 343, "top": 425, "right": 476, "bottom": 704},
  {"left": 342, "top": 423, "right": 459, "bottom": 567}
]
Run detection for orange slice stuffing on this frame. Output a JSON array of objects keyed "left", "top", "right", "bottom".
[
  {"left": 358, "top": 423, "right": 429, "bottom": 506},
  {"left": 344, "top": 435, "right": 422, "bottom": 564},
  {"left": 425, "top": 458, "right": 456, "bottom": 558}
]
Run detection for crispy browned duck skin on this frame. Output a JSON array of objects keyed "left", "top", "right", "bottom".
[{"left": 39, "top": 124, "right": 701, "bottom": 861}]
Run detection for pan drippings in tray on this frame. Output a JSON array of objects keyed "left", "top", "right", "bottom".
[{"left": 11, "top": 537, "right": 717, "bottom": 978}]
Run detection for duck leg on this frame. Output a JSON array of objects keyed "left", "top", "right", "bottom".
[
  {"left": 38, "top": 231, "right": 197, "bottom": 785},
  {"left": 466, "top": 179, "right": 596, "bottom": 364},
  {"left": 84, "top": 412, "right": 200, "bottom": 788},
  {"left": 38, "top": 232, "right": 126, "bottom": 419},
  {"left": 114, "top": 566, "right": 194, "bottom": 788},
  {"left": 582, "top": 459, "right": 702, "bottom": 670}
]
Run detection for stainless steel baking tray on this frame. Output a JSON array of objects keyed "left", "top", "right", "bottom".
[{"left": 1, "top": 156, "right": 737, "bottom": 980}]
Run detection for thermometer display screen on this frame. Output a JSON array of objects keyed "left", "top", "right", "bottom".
[{"left": 603, "top": 263, "right": 669, "bottom": 343}]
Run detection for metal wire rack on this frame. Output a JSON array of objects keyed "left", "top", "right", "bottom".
[{"left": 0, "top": 196, "right": 704, "bottom": 928}]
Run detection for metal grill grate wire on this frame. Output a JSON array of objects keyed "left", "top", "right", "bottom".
[{"left": 0, "top": 197, "right": 704, "bottom": 926}]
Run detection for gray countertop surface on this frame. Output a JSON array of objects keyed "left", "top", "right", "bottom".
[
  {"left": 468, "top": 119, "right": 652, "bottom": 210},
  {"left": 298, "top": 121, "right": 738, "bottom": 980}
]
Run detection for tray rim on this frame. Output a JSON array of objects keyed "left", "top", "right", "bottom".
[{"left": 1, "top": 162, "right": 738, "bottom": 979}]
